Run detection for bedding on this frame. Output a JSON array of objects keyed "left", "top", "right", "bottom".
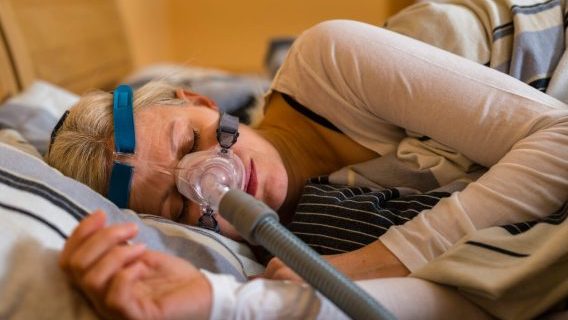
[
  {"left": 0, "top": 81, "right": 78, "bottom": 154},
  {"left": 125, "top": 63, "right": 271, "bottom": 125},
  {"left": 386, "top": 0, "right": 567, "bottom": 102},
  {"left": 0, "top": 1, "right": 565, "bottom": 318},
  {"left": 0, "top": 141, "right": 263, "bottom": 319},
  {"left": 0, "top": 128, "right": 41, "bottom": 158}
]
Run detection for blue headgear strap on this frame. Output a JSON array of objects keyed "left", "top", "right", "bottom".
[{"left": 108, "top": 84, "right": 135, "bottom": 208}]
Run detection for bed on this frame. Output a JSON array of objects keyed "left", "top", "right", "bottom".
[
  {"left": 0, "top": 1, "right": 566, "bottom": 319},
  {"left": 0, "top": 1, "right": 269, "bottom": 318}
]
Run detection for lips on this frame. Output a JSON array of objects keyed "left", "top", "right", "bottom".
[{"left": 245, "top": 159, "right": 258, "bottom": 196}]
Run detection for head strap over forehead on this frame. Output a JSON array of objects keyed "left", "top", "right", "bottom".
[{"left": 107, "top": 84, "right": 135, "bottom": 208}]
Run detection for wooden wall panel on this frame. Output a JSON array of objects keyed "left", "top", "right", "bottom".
[
  {"left": 0, "top": 0, "right": 132, "bottom": 94},
  {"left": 168, "top": 0, "right": 416, "bottom": 73},
  {"left": 0, "top": 25, "right": 17, "bottom": 102},
  {"left": 117, "top": 0, "right": 415, "bottom": 72},
  {"left": 115, "top": 0, "right": 173, "bottom": 69}
]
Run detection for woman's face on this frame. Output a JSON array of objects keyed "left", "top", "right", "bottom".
[{"left": 126, "top": 90, "right": 288, "bottom": 240}]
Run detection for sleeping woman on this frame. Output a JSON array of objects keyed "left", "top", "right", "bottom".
[{"left": 47, "top": 17, "right": 567, "bottom": 319}]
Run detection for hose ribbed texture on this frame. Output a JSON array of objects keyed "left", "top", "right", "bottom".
[{"left": 254, "top": 217, "right": 395, "bottom": 320}]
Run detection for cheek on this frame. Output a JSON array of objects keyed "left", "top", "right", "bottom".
[{"left": 185, "top": 202, "right": 202, "bottom": 225}]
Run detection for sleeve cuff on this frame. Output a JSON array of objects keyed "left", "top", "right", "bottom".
[
  {"left": 380, "top": 228, "right": 430, "bottom": 272},
  {"left": 201, "top": 269, "right": 242, "bottom": 320}
]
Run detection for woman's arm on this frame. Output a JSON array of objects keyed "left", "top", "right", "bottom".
[
  {"left": 272, "top": 20, "right": 568, "bottom": 271},
  {"left": 60, "top": 211, "right": 339, "bottom": 320},
  {"left": 60, "top": 211, "right": 212, "bottom": 320},
  {"left": 264, "top": 240, "right": 409, "bottom": 281}
]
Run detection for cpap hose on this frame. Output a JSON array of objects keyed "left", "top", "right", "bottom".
[{"left": 218, "top": 189, "right": 396, "bottom": 320}]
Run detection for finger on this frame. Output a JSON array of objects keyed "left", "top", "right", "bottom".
[
  {"left": 60, "top": 210, "right": 106, "bottom": 267},
  {"left": 262, "top": 257, "right": 284, "bottom": 279},
  {"left": 262, "top": 258, "right": 304, "bottom": 282},
  {"left": 139, "top": 250, "right": 198, "bottom": 274},
  {"left": 64, "top": 223, "right": 139, "bottom": 278},
  {"left": 272, "top": 268, "right": 305, "bottom": 283},
  {"left": 81, "top": 243, "right": 146, "bottom": 296},
  {"left": 105, "top": 261, "right": 149, "bottom": 319}
]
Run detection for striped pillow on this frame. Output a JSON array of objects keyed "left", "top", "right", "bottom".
[{"left": 0, "top": 142, "right": 262, "bottom": 319}]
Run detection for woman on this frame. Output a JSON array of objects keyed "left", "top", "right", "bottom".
[{"left": 50, "top": 16, "right": 567, "bottom": 319}]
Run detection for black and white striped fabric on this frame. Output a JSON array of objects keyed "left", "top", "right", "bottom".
[
  {"left": 289, "top": 177, "right": 451, "bottom": 254},
  {"left": 501, "top": 201, "right": 568, "bottom": 235}
]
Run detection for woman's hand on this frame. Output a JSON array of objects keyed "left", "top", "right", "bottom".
[
  {"left": 325, "top": 240, "right": 410, "bottom": 280},
  {"left": 262, "top": 257, "right": 304, "bottom": 282},
  {"left": 262, "top": 240, "right": 410, "bottom": 282},
  {"left": 60, "top": 210, "right": 212, "bottom": 320}
]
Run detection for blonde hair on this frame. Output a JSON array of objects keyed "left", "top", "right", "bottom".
[{"left": 45, "top": 81, "right": 187, "bottom": 196}]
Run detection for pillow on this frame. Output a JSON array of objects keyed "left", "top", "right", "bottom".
[
  {"left": 0, "top": 81, "right": 79, "bottom": 155},
  {"left": 0, "top": 142, "right": 262, "bottom": 319},
  {"left": 0, "top": 128, "right": 42, "bottom": 158},
  {"left": 125, "top": 63, "right": 270, "bottom": 124}
]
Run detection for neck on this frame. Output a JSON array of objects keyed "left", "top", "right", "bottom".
[
  {"left": 255, "top": 94, "right": 347, "bottom": 223},
  {"left": 256, "top": 128, "right": 310, "bottom": 223}
]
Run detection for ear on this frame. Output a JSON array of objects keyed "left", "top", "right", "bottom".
[{"left": 175, "top": 88, "right": 219, "bottom": 111}]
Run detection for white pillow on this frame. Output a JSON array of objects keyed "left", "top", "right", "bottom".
[{"left": 0, "top": 81, "right": 79, "bottom": 154}]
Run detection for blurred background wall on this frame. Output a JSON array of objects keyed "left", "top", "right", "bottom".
[{"left": 116, "top": 0, "right": 414, "bottom": 73}]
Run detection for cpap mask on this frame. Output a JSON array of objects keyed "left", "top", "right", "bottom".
[
  {"left": 175, "top": 112, "right": 244, "bottom": 233},
  {"left": 106, "top": 84, "right": 244, "bottom": 233}
]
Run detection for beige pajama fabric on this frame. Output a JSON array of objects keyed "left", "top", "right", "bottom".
[{"left": 272, "top": 20, "right": 568, "bottom": 270}]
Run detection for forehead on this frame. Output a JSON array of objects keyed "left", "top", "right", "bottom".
[
  {"left": 125, "top": 104, "right": 219, "bottom": 214},
  {"left": 125, "top": 106, "right": 184, "bottom": 214},
  {"left": 128, "top": 105, "right": 194, "bottom": 174}
]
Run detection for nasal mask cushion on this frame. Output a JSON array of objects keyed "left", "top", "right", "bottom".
[
  {"left": 175, "top": 145, "right": 245, "bottom": 211},
  {"left": 175, "top": 112, "right": 244, "bottom": 233}
]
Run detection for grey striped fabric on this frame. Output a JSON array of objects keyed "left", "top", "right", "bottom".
[
  {"left": 0, "top": 142, "right": 266, "bottom": 319},
  {"left": 0, "top": 142, "right": 252, "bottom": 277},
  {"left": 494, "top": 0, "right": 565, "bottom": 91},
  {"left": 289, "top": 177, "right": 451, "bottom": 254},
  {"left": 387, "top": 0, "right": 568, "bottom": 99}
]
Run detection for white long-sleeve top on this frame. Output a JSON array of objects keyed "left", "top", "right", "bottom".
[{"left": 270, "top": 18, "right": 568, "bottom": 271}]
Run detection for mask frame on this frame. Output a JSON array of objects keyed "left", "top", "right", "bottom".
[{"left": 192, "top": 112, "right": 241, "bottom": 233}]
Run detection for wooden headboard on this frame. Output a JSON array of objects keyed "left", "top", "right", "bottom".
[
  {"left": 0, "top": 0, "right": 132, "bottom": 102},
  {"left": 0, "top": 19, "right": 17, "bottom": 103}
]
